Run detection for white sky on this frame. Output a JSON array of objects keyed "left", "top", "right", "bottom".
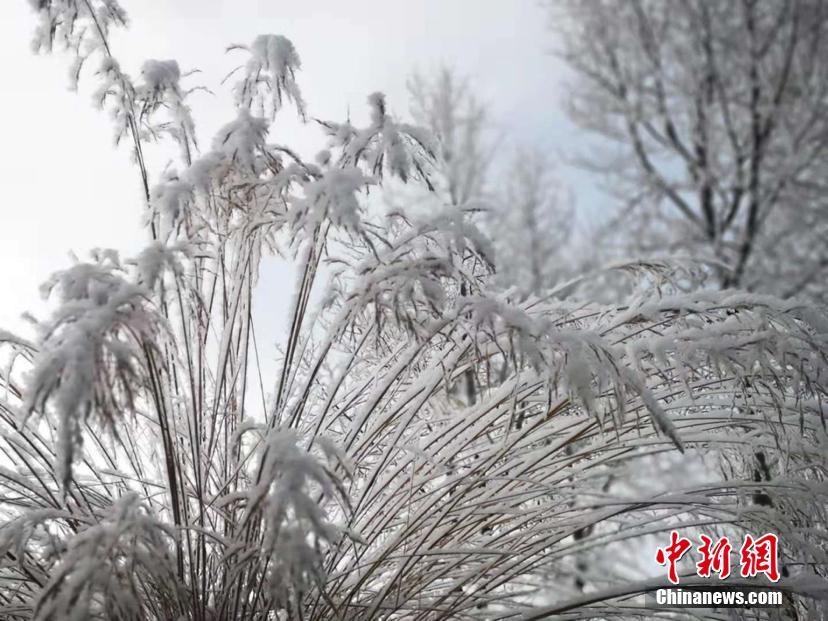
[{"left": 0, "top": 0, "right": 573, "bottom": 345}]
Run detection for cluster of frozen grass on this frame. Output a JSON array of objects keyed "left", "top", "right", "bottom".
[{"left": 0, "top": 1, "right": 826, "bottom": 619}]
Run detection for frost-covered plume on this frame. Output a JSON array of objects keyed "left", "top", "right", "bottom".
[
  {"left": 291, "top": 166, "right": 373, "bottom": 236},
  {"left": 136, "top": 59, "right": 199, "bottom": 164},
  {"left": 29, "top": 0, "right": 137, "bottom": 146},
  {"left": 319, "top": 91, "right": 436, "bottom": 187},
  {"left": 29, "top": 0, "right": 128, "bottom": 67},
  {"left": 23, "top": 252, "right": 162, "bottom": 491},
  {"left": 29, "top": 494, "right": 181, "bottom": 620},
  {"left": 227, "top": 34, "right": 306, "bottom": 120},
  {"left": 149, "top": 171, "right": 195, "bottom": 239},
  {"left": 211, "top": 108, "right": 270, "bottom": 174},
  {"left": 218, "top": 427, "right": 353, "bottom": 616}
]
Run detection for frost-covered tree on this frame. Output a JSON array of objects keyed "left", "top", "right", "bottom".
[
  {"left": 406, "top": 69, "right": 496, "bottom": 409},
  {"left": 1, "top": 2, "right": 827, "bottom": 620},
  {"left": 408, "top": 69, "right": 490, "bottom": 210},
  {"left": 556, "top": 3, "right": 828, "bottom": 606},
  {"left": 408, "top": 70, "right": 575, "bottom": 299},
  {"left": 492, "top": 148, "right": 574, "bottom": 295},
  {"left": 557, "top": 0, "right": 828, "bottom": 302}
]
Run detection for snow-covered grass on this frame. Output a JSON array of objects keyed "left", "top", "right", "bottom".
[{"left": 0, "top": 2, "right": 827, "bottom": 619}]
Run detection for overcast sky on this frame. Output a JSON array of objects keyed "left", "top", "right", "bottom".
[{"left": 0, "top": 0, "right": 575, "bottom": 345}]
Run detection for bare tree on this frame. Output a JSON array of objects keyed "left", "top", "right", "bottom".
[{"left": 557, "top": 0, "right": 828, "bottom": 301}]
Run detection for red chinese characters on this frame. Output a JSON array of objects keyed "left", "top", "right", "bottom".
[
  {"left": 739, "top": 533, "right": 780, "bottom": 582},
  {"left": 655, "top": 532, "right": 779, "bottom": 584},
  {"left": 697, "top": 534, "right": 732, "bottom": 579},
  {"left": 655, "top": 530, "right": 693, "bottom": 585}
]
